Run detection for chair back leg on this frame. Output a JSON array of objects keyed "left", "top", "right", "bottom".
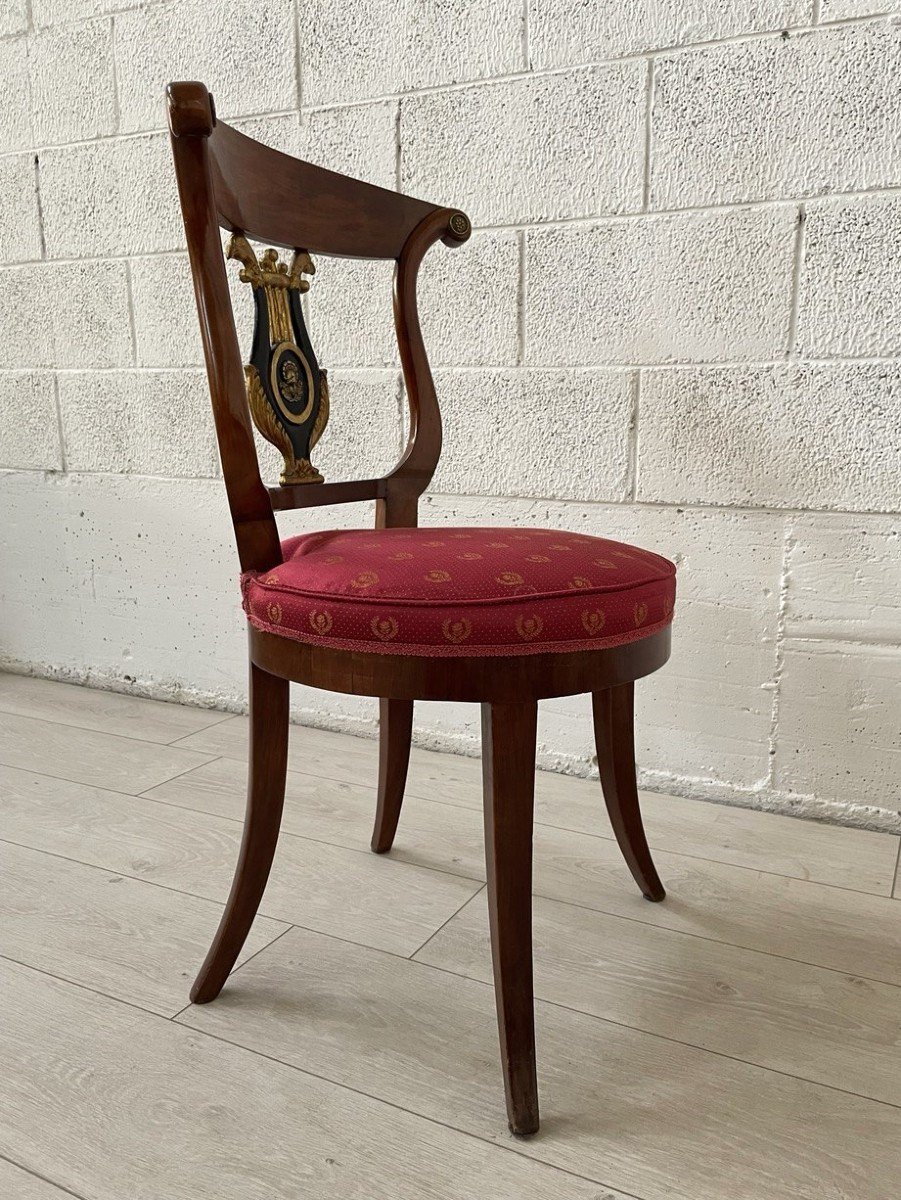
[
  {"left": 481, "top": 700, "right": 540, "bottom": 1136},
  {"left": 191, "top": 661, "right": 289, "bottom": 1002},
  {"left": 592, "top": 683, "right": 666, "bottom": 902},
  {"left": 371, "top": 698, "right": 414, "bottom": 853}
]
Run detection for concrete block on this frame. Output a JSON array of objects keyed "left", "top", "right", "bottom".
[
  {"left": 29, "top": 19, "right": 116, "bottom": 145},
  {"left": 232, "top": 113, "right": 302, "bottom": 158},
  {"left": 58, "top": 370, "right": 218, "bottom": 477},
  {"left": 777, "top": 509, "right": 901, "bottom": 811},
  {"left": 297, "top": 0, "right": 524, "bottom": 106},
  {"left": 0, "top": 470, "right": 245, "bottom": 689},
  {"left": 430, "top": 368, "right": 634, "bottom": 501},
  {"left": 54, "top": 261, "right": 134, "bottom": 368},
  {"left": 577, "top": 505, "right": 783, "bottom": 793},
  {"left": 638, "top": 364, "right": 901, "bottom": 511},
  {"left": 420, "top": 231, "right": 520, "bottom": 366},
  {"left": 796, "top": 196, "right": 901, "bottom": 357},
  {"left": 526, "top": 207, "right": 796, "bottom": 365},
  {"left": 40, "top": 135, "right": 184, "bottom": 258},
  {"left": 530, "top": 0, "right": 807, "bottom": 67},
  {"left": 31, "top": 0, "right": 138, "bottom": 24},
  {"left": 311, "top": 230, "right": 519, "bottom": 368},
  {"left": 775, "top": 641, "right": 901, "bottom": 808},
  {"left": 820, "top": 0, "right": 897, "bottom": 16},
  {"left": 0, "top": 268, "right": 47, "bottom": 369},
  {"left": 0, "top": 470, "right": 371, "bottom": 697},
  {"left": 651, "top": 24, "right": 901, "bottom": 208},
  {"left": 299, "top": 102, "right": 397, "bottom": 191},
  {"left": 0, "top": 470, "right": 92, "bottom": 671},
  {"left": 784, "top": 513, "right": 901, "bottom": 645},
  {"left": 0, "top": 260, "right": 133, "bottom": 370},
  {"left": 401, "top": 65, "right": 645, "bottom": 225},
  {"left": 0, "top": 37, "right": 32, "bottom": 151},
  {"left": 115, "top": 0, "right": 297, "bottom": 133},
  {"left": 310, "top": 258, "right": 398, "bottom": 370},
  {"left": 0, "top": 155, "right": 42, "bottom": 263},
  {"left": 310, "top": 369, "right": 403, "bottom": 484},
  {"left": 419, "top": 492, "right": 784, "bottom": 790},
  {"left": 0, "top": 0, "right": 28, "bottom": 36},
  {"left": 131, "top": 254, "right": 204, "bottom": 368},
  {"left": 0, "top": 261, "right": 132, "bottom": 369},
  {"left": 0, "top": 374, "right": 63, "bottom": 470}
]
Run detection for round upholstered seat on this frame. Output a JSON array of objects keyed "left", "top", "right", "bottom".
[{"left": 241, "top": 527, "right": 676, "bottom": 657}]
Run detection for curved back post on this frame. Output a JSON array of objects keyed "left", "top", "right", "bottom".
[{"left": 166, "top": 80, "right": 470, "bottom": 570}]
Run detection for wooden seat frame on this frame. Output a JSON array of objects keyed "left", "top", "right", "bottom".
[{"left": 168, "top": 80, "right": 668, "bottom": 1136}]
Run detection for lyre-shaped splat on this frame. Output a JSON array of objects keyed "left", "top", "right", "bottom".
[{"left": 227, "top": 234, "right": 329, "bottom": 485}]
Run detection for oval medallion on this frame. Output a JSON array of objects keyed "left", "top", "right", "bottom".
[{"left": 269, "top": 341, "right": 315, "bottom": 426}]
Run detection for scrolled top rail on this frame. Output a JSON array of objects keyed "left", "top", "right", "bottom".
[{"left": 167, "top": 81, "right": 445, "bottom": 260}]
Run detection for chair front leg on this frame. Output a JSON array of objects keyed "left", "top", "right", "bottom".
[
  {"left": 371, "top": 698, "right": 414, "bottom": 853},
  {"left": 592, "top": 683, "right": 665, "bottom": 902},
  {"left": 190, "top": 660, "right": 289, "bottom": 1003},
  {"left": 481, "top": 700, "right": 540, "bottom": 1136}
]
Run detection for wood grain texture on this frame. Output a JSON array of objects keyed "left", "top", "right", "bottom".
[
  {"left": 172, "top": 712, "right": 900, "bottom": 895},
  {"left": 171, "top": 715, "right": 382, "bottom": 787},
  {"left": 0, "top": 960, "right": 604, "bottom": 1200},
  {"left": 0, "top": 712, "right": 215, "bottom": 793},
  {"left": 5, "top": 685, "right": 901, "bottom": 1195},
  {"left": 0, "top": 840, "right": 286, "bottom": 1016},
  {"left": 142, "top": 757, "right": 901, "bottom": 985},
  {"left": 145, "top": 755, "right": 488, "bottom": 879},
  {"left": 416, "top": 762, "right": 900, "bottom": 897},
  {"left": 593, "top": 684, "right": 665, "bottom": 901},
  {"left": 249, "top": 625, "right": 671, "bottom": 705},
  {"left": 528, "top": 830, "right": 901, "bottom": 987},
  {"left": 0, "top": 1158, "right": 76, "bottom": 1200},
  {"left": 206, "top": 115, "right": 436, "bottom": 259},
  {"left": 530, "top": 775, "right": 900, "bottom": 897},
  {"left": 371, "top": 698, "right": 414, "bottom": 853},
  {"left": 415, "top": 889, "right": 901, "bottom": 1107},
  {"left": 0, "top": 766, "right": 480, "bottom": 957},
  {"left": 191, "top": 662, "right": 289, "bottom": 1003},
  {"left": 481, "top": 700, "right": 539, "bottom": 1135},
  {"left": 0, "top": 674, "right": 231, "bottom": 745},
  {"left": 181, "top": 925, "right": 901, "bottom": 1200}
]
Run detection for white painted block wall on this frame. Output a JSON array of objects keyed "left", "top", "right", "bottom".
[{"left": 1, "top": 0, "right": 899, "bottom": 831}]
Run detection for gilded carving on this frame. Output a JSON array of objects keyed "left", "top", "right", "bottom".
[{"left": 227, "top": 235, "right": 329, "bottom": 485}]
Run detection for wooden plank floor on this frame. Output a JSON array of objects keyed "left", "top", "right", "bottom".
[{"left": 1, "top": 672, "right": 899, "bottom": 1199}]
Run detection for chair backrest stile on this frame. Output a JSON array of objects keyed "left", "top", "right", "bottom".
[{"left": 167, "top": 81, "right": 470, "bottom": 573}]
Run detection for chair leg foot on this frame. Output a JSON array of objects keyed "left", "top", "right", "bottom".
[
  {"left": 190, "top": 661, "right": 289, "bottom": 1004},
  {"left": 481, "top": 700, "right": 540, "bottom": 1136},
  {"left": 592, "top": 683, "right": 666, "bottom": 902},
  {"left": 371, "top": 699, "right": 414, "bottom": 854}
]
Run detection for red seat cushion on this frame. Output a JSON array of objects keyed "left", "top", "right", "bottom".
[{"left": 241, "top": 527, "right": 676, "bottom": 657}]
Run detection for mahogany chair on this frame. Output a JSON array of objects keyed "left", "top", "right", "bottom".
[{"left": 168, "top": 80, "right": 676, "bottom": 1136}]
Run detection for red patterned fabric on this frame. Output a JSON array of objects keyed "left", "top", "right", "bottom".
[{"left": 241, "top": 527, "right": 676, "bottom": 657}]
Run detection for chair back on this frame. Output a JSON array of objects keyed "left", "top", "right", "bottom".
[{"left": 167, "top": 81, "right": 470, "bottom": 571}]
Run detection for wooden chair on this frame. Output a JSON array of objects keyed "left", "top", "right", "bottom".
[{"left": 168, "top": 81, "right": 675, "bottom": 1136}]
